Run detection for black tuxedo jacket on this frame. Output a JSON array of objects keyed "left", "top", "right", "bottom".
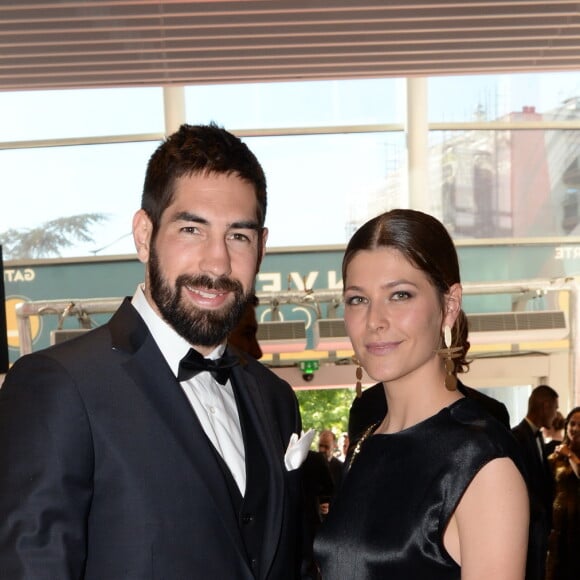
[
  {"left": 511, "top": 419, "right": 554, "bottom": 580},
  {"left": 511, "top": 419, "right": 554, "bottom": 523},
  {"left": 0, "top": 298, "right": 302, "bottom": 579}
]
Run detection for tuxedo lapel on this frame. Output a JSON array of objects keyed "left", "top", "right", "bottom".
[
  {"left": 230, "top": 360, "right": 285, "bottom": 578},
  {"left": 107, "top": 301, "right": 250, "bottom": 569}
]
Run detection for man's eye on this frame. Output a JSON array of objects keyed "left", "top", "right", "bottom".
[{"left": 230, "top": 232, "right": 252, "bottom": 242}]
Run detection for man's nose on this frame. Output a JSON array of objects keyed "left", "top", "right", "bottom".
[{"left": 199, "top": 237, "right": 232, "bottom": 277}]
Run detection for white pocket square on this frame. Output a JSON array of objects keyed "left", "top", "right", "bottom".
[{"left": 284, "top": 429, "right": 315, "bottom": 471}]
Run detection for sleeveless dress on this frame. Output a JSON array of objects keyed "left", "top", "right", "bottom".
[
  {"left": 545, "top": 452, "right": 580, "bottom": 580},
  {"left": 314, "top": 397, "right": 523, "bottom": 579}
]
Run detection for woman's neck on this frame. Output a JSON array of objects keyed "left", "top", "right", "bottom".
[{"left": 376, "top": 367, "right": 463, "bottom": 434}]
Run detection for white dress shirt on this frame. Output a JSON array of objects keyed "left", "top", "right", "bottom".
[{"left": 132, "top": 285, "right": 246, "bottom": 495}]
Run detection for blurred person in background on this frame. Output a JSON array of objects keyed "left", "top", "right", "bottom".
[
  {"left": 512, "top": 385, "right": 559, "bottom": 580},
  {"left": 544, "top": 410, "right": 566, "bottom": 457},
  {"left": 545, "top": 407, "right": 580, "bottom": 580}
]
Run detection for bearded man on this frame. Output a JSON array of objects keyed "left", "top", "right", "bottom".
[{"left": 0, "top": 124, "right": 304, "bottom": 580}]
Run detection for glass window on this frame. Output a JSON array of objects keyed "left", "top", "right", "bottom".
[
  {"left": 244, "top": 131, "right": 406, "bottom": 248},
  {"left": 428, "top": 128, "right": 580, "bottom": 239},
  {"left": 0, "top": 87, "right": 164, "bottom": 141},
  {"left": 0, "top": 141, "right": 159, "bottom": 259},
  {"left": 429, "top": 72, "right": 580, "bottom": 122},
  {"left": 185, "top": 78, "right": 404, "bottom": 129},
  {"left": 478, "top": 385, "right": 531, "bottom": 428}
]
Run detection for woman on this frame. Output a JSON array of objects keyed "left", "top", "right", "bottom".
[
  {"left": 314, "top": 209, "right": 529, "bottom": 579},
  {"left": 546, "top": 407, "right": 580, "bottom": 580},
  {"left": 544, "top": 411, "right": 566, "bottom": 456}
]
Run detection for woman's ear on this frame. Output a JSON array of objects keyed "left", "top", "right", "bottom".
[
  {"left": 443, "top": 283, "right": 463, "bottom": 329},
  {"left": 132, "top": 209, "right": 152, "bottom": 264}
]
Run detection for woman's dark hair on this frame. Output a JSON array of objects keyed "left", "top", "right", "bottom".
[
  {"left": 342, "top": 209, "right": 470, "bottom": 373},
  {"left": 563, "top": 406, "right": 580, "bottom": 446},
  {"left": 552, "top": 410, "right": 566, "bottom": 432},
  {"left": 141, "top": 122, "right": 267, "bottom": 235}
]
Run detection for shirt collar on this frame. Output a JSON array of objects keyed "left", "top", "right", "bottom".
[
  {"left": 131, "top": 284, "right": 225, "bottom": 377},
  {"left": 524, "top": 417, "right": 541, "bottom": 434}
]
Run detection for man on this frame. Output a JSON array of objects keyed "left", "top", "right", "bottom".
[
  {"left": 317, "top": 429, "right": 344, "bottom": 519},
  {"left": 512, "top": 384, "right": 559, "bottom": 580},
  {"left": 0, "top": 124, "right": 304, "bottom": 579},
  {"left": 228, "top": 293, "right": 263, "bottom": 360},
  {"left": 318, "top": 430, "right": 344, "bottom": 490}
]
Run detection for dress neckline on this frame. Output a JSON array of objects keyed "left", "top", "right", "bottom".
[
  {"left": 372, "top": 396, "right": 466, "bottom": 438},
  {"left": 348, "top": 397, "right": 467, "bottom": 472}
]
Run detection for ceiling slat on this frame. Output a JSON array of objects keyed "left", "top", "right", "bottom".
[{"left": 1, "top": 0, "right": 579, "bottom": 92}]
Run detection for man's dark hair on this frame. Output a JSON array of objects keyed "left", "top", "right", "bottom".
[
  {"left": 142, "top": 123, "right": 267, "bottom": 234},
  {"left": 528, "top": 384, "right": 559, "bottom": 413}
]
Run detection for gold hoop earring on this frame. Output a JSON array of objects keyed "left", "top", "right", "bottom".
[
  {"left": 353, "top": 357, "right": 363, "bottom": 398},
  {"left": 437, "top": 324, "right": 462, "bottom": 391}
]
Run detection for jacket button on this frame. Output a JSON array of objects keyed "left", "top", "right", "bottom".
[{"left": 241, "top": 513, "right": 254, "bottom": 524}]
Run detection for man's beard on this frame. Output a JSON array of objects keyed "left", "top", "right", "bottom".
[{"left": 148, "top": 248, "right": 250, "bottom": 347}]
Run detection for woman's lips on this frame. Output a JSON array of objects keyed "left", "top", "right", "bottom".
[{"left": 365, "top": 341, "right": 401, "bottom": 355}]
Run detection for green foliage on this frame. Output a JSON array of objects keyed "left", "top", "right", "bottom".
[
  {"left": 295, "top": 387, "right": 355, "bottom": 437},
  {"left": 0, "top": 213, "right": 108, "bottom": 259}
]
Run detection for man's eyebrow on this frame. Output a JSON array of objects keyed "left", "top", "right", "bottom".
[
  {"left": 230, "top": 220, "right": 261, "bottom": 231},
  {"left": 172, "top": 211, "right": 207, "bottom": 225},
  {"left": 172, "top": 211, "right": 260, "bottom": 231}
]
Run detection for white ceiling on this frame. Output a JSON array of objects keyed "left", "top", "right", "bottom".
[{"left": 1, "top": 0, "right": 580, "bottom": 92}]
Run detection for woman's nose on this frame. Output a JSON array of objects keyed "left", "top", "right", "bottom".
[{"left": 367, "top": 302, "right": 387, "bottom": 331}]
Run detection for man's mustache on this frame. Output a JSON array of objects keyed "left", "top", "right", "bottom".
[{"left": 175, "top": 273, "right": 243, "bottom": 294}]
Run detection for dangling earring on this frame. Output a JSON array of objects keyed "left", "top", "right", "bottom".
[
  {"left": 438, "top": 324, "right": 462, "bottom": 391},
  {"left": 353, "top": 357, "right": 363, "bottom": 398}
]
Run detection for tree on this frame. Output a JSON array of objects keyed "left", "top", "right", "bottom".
[
  {"left": 0, "top": 213, "right": 108, "bottom": 260},
  {"left": 295, "top": 387, "right": 355, "bottom": 438}
]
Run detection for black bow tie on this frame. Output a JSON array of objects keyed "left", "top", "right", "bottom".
[{"left": 177, "top": 348, "right": 239, "bottom": 385}]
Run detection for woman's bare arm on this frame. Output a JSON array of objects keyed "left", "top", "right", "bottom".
[{"left": 444, "top": 457, "right": 529, "bottom": 579}]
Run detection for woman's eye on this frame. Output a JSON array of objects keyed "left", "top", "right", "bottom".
[
  {"left": 391, "top": 290, "right": 411, "bottom": 301},
  {"left": 345, "top": 295, "right": 365, "bottom": 306}
]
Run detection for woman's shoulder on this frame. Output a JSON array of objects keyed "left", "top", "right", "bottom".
[
  {"left": 445, "top": 397, "right": 520, "bottom": 458},
  {"left": 448, "top": 397, "right": 508, "bottom": 430}
]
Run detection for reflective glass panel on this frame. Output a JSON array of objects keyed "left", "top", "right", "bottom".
[
  {"left": 0, "top": 87, "right": 164, "bottom": 141},
  {"left": 185, "top": 78, "right": 404, "bottom": 129},
  {"left": 0, "top": 141, "right": 159, "bottom": 259},
  {"left": 429, "top": 72, "right": 580, "bottom": 122},
  {"left": 0, "top": 133, "right": 406, "bottom": 259},
  {"left": 244, "top": 131, "right": 406, "bottom": 248},
  {"left": 428, "top": 128, "right": 580, "bottom": 239}
]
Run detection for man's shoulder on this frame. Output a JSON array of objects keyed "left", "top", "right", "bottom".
[
  {"left": 236, "top": 354, "right": 295, "bottom": 393},
  {"left": 352, "top": 382, "right": 386, "bottom": 408},
  {"left": 511, "top": 419, "right": 532, "bottom": 440}
]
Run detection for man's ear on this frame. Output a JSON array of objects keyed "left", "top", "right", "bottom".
[
  {"left": 257, "top": 227, "right": 268, "bottom": 269},
  {"left": 443, "top": 283, "right": 463, "bottom": 329},
  {"left": 132, "top": 209, "right": 152, "bottom": 264}
]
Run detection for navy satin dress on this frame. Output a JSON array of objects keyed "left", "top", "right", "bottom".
[{"left": 314, "top": 397, "right": 523, "bottom": 579}]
